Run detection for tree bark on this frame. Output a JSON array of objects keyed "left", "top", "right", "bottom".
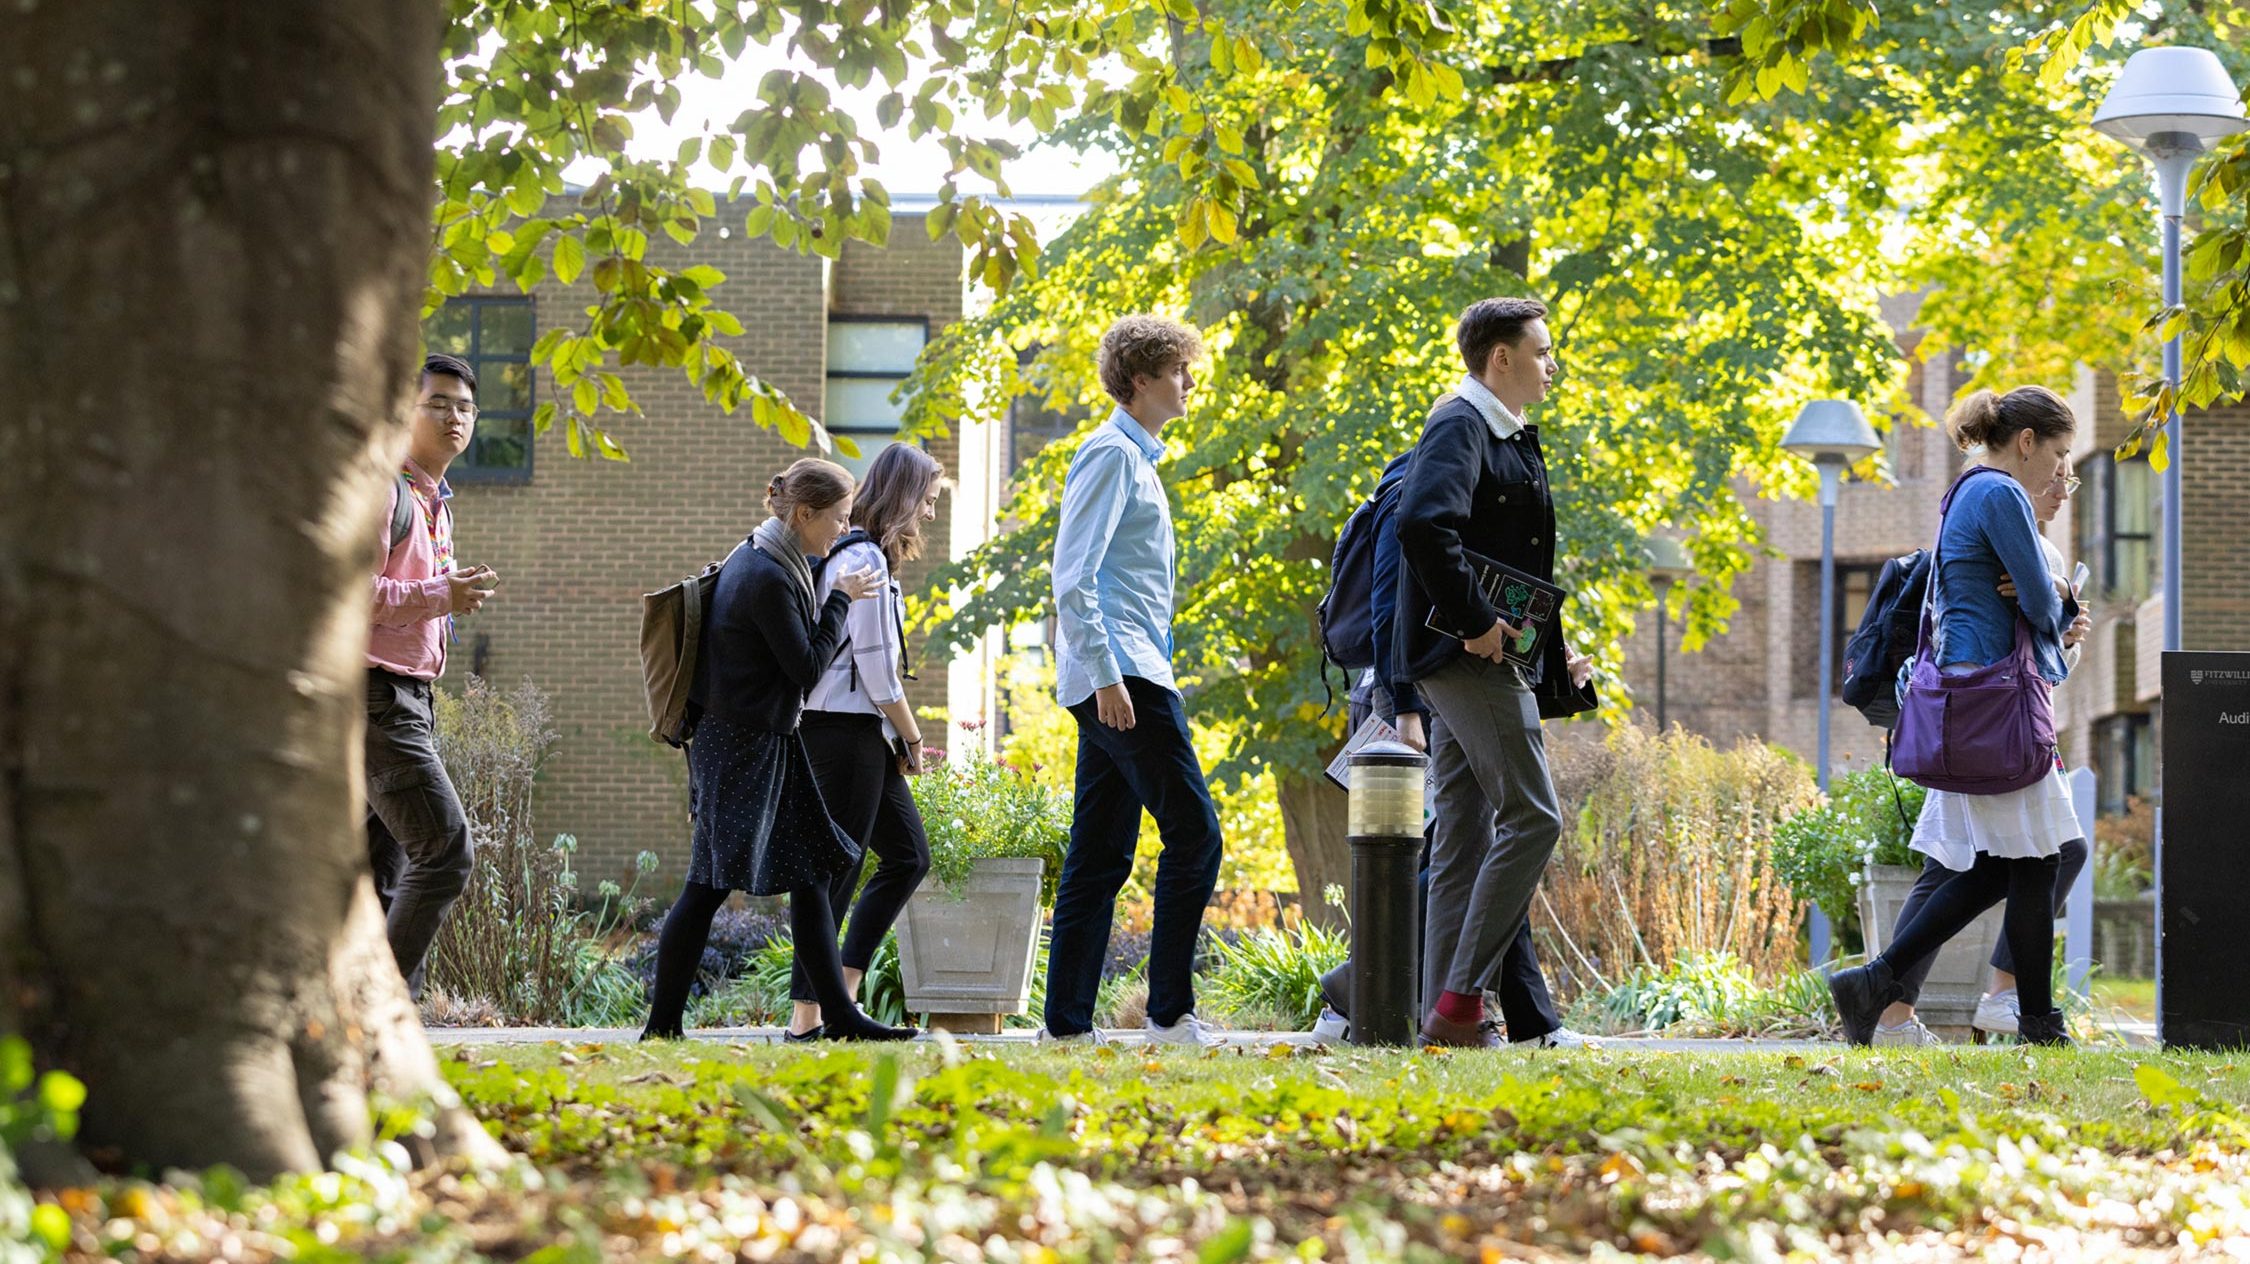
[
  {"left": 1276, "top": 768, "right": 1352, "bottom": 930},
  {"left": 0, "top": 1, "right": 498, "bottom": 1178}
]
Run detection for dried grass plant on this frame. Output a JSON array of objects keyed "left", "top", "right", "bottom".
[{"left": 1535, "top": 726, "right": 1818, "bottom": 995}]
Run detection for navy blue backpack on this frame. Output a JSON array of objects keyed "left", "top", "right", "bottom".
[
  {"left": 1316, "top": 452, "right": 1415, "bottom": 678},
  {"left": 1840, "top": 547, "right": 1933, "bottom": 730}
]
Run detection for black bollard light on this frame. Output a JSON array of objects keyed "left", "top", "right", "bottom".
[{"left": 1347, "top": 737, "right": 1428, "bottom": 1046}]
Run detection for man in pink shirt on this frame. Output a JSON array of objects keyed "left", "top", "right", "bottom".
[{"left": 368, "top": 353, "right": 498, "bottom": 996}]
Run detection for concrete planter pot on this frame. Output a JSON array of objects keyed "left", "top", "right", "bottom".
[
  {"left": 1857, "top": 860, "right": 2003, "bottom": 1036},
  {"left": 894, "top": 857, "right": 1046, "bottom": 1033}
]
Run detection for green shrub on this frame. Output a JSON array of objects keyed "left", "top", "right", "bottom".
[
  {"left": 911, "top": 740, "right": 1071, "bottom": 905},
  {"left": 1585, "top": 951, "right": 1834, "bottom": 1037},
  {"left": 1204, "top": 922, "right": 1350, "bottom": 1030},
  {"left": 1770, "top": 767, "right": 1927, "bottom": 931}
]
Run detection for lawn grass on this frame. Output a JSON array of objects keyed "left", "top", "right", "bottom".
[
  {"left": 32, "top": 1041, "right": 2250, "bottom": 1261},
  {"left": 2095, "top": 976, "right": 2159, "bottom": 1023}
]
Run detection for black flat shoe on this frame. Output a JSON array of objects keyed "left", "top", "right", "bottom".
[
  {"left": 2018, "top": 1008, "right": 2073, "bottom": 1047},
  {"left": 827, "top": 1012, "right": 919, "bottom": 1042},
  {"left": 782, "top": 1025, "right": 825, "bottom": 1043},
  {"left": 1828, "top": 959, "right": 1899, "bottom": 1046}
]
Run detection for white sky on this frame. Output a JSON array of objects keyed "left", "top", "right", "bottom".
[{"left": 561, "top": 44, "right": 1116, "bottom": 202}]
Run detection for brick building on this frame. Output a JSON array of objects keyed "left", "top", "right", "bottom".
[
  {"left": 1615, "top": 301, "right": 2244, "bottom": 817},
  {"left": 439, "top": 215, "right": 970, "bottom": 883}
]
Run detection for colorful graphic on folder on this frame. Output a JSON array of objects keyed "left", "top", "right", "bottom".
[{"left": 1423, "top": 549, "right": 1565, "bottom": 671}]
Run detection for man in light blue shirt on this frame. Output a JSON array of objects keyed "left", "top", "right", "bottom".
[{"left": 1042, "top": 315, "right": 1226, "bottom": 1047}]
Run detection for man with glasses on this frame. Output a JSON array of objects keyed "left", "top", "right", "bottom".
[{"left": 366, "top": 353, "right": 499, "bottom": 996}]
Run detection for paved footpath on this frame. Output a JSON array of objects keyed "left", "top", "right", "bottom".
[
  {"left": 428, "top": 1027, "right": 1832, "bottom": 1053},
  {"left": 427, "top": 1021, "right": 2158, "bottom": 1052}
]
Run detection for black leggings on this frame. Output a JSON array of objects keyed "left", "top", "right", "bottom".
[
  {"left": 794, "top": 714, "right": 932, "bottom": 1002},
  {"left": 1873, "top": 851, "right": 2061, "bottom": 1020},
  {"left": 643, "top": 877, "right": 860, "bottom": 1038},
  {"left": 1892, "top": 839, "right": 2087, "bottom": 1005}
]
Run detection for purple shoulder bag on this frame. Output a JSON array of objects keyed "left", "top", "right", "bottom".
[{"left": 1888, "top": 467, "right": 2057, "bottom": 796}]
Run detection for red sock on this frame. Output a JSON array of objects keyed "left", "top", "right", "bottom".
[{"left": 1434, "top": 990, "right": 1483, "bottom": 1024}]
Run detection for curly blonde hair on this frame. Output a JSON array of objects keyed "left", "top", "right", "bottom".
[{"left": 1096, "top": 315, "right": 1206, "bottom": 405}]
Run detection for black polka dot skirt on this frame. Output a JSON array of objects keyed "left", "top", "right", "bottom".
[{"left": 686, "top": 712, "right": 863, "bottom": 896}]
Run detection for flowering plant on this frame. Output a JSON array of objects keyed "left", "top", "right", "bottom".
[
  {"left": 908, "top": 728, "right": 1072, "bottom": 905},
  {"left": 1769, "top": 767, "right": 1927, "bottom": 927}
]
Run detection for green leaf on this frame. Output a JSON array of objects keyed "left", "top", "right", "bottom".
[
  {"left": 36, "top": 1070, "right": 86, "bottom": 1116},
  {"left": 1198, "top": 1218, "right": 1255, "bottom": 1264},
  {"left": 552, "top": 234, "right": 586, "bottom": 286},
  {"left": 573, "top": 378, "right": 598, "bottom": 415},
  {"left": 1206, "top": 201, "right": 1239, "bottom": 245}
]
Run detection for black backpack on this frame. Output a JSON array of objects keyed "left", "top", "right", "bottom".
[
  {"left": 1316, "top": 452, "right": 1415, "bottom": 677},
  {"left": 1840, "top": 548, "right": 1932, "bottom": 730},
  {"left": 384, "top": 473, "right": 418, "bottom": 553}
]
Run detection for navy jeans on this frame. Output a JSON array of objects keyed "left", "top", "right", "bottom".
[{"left": 1043, "top": 676, "right": 1225, "bottom": 1034}]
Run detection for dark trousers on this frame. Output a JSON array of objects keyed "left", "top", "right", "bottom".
[
  {"left": 1043, "top": 676, "right": 1225, "bottom": 1034},
  {"left": 1873, "top": 851, "right": 2063, "bottom": 1020},
  {"left": 644, "top": 876, "right": 860, "bottom": 1038},
  {"left": 1891, "top": 838, "right": 2088, "bottom": 1005},
  {"left": 1320, "top": 695, "right": 1559, "bottom": 1039},
  {"left": 365, "top": 669, "right": 474, "bottom": 998},
  {"left": 793, "top": 713, "right": 933, "bottom": 1003}
]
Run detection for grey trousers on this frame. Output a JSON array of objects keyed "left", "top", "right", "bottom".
[
  {"left": 365, "top": 669, "right": 475, "bottom": 997},
  {"left": 1418, "top": 655, "right": 1564, "bottom": 1003}
]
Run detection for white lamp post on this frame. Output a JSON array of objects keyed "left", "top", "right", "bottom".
[
  {"left": 2092, "top": 46, "right": 2246, "bottom": 654},
  {"left": 1782, "top": 399, "right": 1880, "bottom": 966},
  {"left": 2093, "top": 44, "right": 2246, "bottom": 1049}
]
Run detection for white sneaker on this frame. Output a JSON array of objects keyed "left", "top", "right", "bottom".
[
  {"left": 1973, "top": 989, "right": 2021, "bottom": 1036},
  {"left": 1145, "top": 1012, "right": 1225, "bottom": 1047},
  {"left": 1309, "top": 1006, "right": 1351, "bottom": 1045},
  {"left": 1037, "top": 1026, "right": 1107, "bottom": 1046},
  {"left": 1873, "top": 1015, "right": 1944, "bottom": 1047},
  {"left": 1514, "top": 1027, "right": 1596, "bottom": 1049}
]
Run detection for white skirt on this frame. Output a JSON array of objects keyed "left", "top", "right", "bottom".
[{"left": 1910, "top": 767, "right": 2082, "bottom": 873}]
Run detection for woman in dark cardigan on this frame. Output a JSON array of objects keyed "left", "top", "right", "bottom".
[{"left": 642, "top": 458, "right": 918, "bottom": 1042}]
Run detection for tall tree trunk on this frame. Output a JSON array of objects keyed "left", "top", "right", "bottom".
[
  {"left": 1276, "top": 767, "right": 1351, "bottom": 930},
  {"left": 0, "top": 1, "right": 498, "bottom": 1178}
]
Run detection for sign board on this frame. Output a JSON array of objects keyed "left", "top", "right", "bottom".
[{"left": 2160, "top": 651, "right": 2250, "bottom": 1050}]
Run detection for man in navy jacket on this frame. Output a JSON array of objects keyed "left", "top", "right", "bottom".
[
  {"left": 1312, "top": 431, "right": 1582, "bottom": 1046},
  {"left": 1394, "top": 297, "right": 1593, "bottom": 1047}
]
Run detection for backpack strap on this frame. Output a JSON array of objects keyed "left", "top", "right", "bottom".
[
  {"left": 1916, "top": 465, "right": 2008, "bottom": 660},
  {"left": 386, "top": 473, "right": 418, "bottom": 554},
  {"left": 823, "top": 530, "right": 880, "bottom": 690}
]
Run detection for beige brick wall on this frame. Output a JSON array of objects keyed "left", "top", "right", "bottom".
[
  {"left": 1621, "top": 345, "right": 2249, "bottom": 809},
  {"left": 447, "top": 215, "right": 963, "bottom": 885}
]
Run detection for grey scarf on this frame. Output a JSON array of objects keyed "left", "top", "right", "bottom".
[{"left": 750, "top": 516, "right": 816, "bottom": 604}]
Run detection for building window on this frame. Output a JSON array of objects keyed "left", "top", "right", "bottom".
[
  {"left": 2079, "top": 454, "right": 2155, "bottom": 602},
  {"left": 1832, "top": 562, "right": 1883, "bottom": 696},
  {"left": 825, "top": 317, "right": 929, "bottom": 479},
  {"left": 2094, "top": 713, "right": 2154, "bottom": 813},
  {"left": 1795, "top": 560, "right": 1885, "bottom": 698},
  {"left": 423, "top": 296, "right": 535, "bottom": 483}
]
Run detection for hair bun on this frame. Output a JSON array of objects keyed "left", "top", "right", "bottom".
[{"left": 1947, "top": 389, "right": 2001, "bottom": 452}]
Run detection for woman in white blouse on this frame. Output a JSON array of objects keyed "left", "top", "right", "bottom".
[
  {"left": 786, "top": 443, "right": 947, "bottom": 1040},
  {"left": 1871, "top": 464, "right": 2094, "bottom": 1046}
]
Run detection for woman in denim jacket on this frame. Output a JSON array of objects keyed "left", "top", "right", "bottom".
[{"left": 1830, "top": 386, "right": 2082, "bottom": 1047}]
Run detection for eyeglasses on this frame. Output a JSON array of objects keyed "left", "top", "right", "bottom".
[
  {"left": 419, "top": 397, "right": 479, "bottom": 419},
  {"left": 2052, "top": 474, "right": 2082, "bottom": 494}
]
